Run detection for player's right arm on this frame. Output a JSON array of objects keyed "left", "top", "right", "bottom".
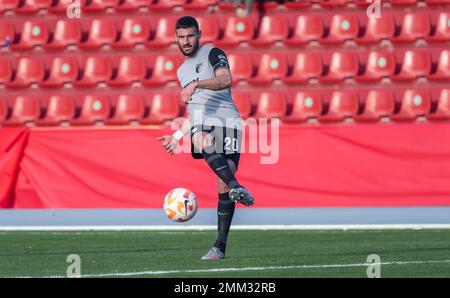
[{"left": 156, "top": 116, "right": 191, "bottom": 155}]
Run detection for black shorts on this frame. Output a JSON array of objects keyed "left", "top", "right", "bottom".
[{"left": 190, "top": 125, "right": 242, "bottom": 170}]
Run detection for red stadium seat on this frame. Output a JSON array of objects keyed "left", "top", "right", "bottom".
[
  {"left": 255, "top": 92, "right": 288, "bottom": 119},
  {"left": 0, "top": 97, "right": 8, "bottom": 122},
  {"left": 35, "top": 95, "right": 76, "bottom": 126},
  {"left": 428, "top": 89, "right": 450, "bottom": 121},
  {"left": 428, "top": 50, "right": 450, "bottom": 81},
  {"left": 394, "top": 13, "right": 431, "bottom": 42},
  {"left": 40, "top": 57, "right": 79, "bottom": 88},
  {"left": 113, "top": 18, "right": 150, "bottom": 48},
  {"left": 83, "top": 0, "right": 119, "bottom": 11},
  {"left": 285, "top": 0, "right": 310, "bottom": 8},
  {"left": 139, "top": 93, "right": 181, "bottom": 124},
  {"left": 284, "top": 14, "right": 324, "bottom": 46},
  {"left": 393, "top": 50, "right": 431, "bottom": 81},
  {"left": 354, "top": 90, "right": 395, "bottom": 122},
  {"left": 0, "top": 22, "right": 15, "bottom": 47},
  {"left": 391, "top": 89, "right": 431, "bottom": 121},
  {"left": 320, "top": 52, "right": 359, "bottom": 83},
  {"left": 355, "top": 0, "right": 377, "bottom": 7},
  {"left": 14, "top": 0, "right": 52, "bottom": 13},
  {"left": 218, "top": 0, "right": 277, "bottom": 10},
  {"left": 248, "top": 53, "right": 288, "bottom": 84},
  {"left": 108, "top": 56, "right": 147, "bottom": 87},
  {"left": 116, "top": 0, "right": 150, "bottom": 11},
  {"left": 319, "top": 90, "right": 360, "bottom": 122},
  {"left": 73, "top": 56, "right": 112, "bottom": 87},
  {"left": 0, "top": 100, "right": 7, "bottom": 124},
  {"left": 47, "top": 0, "right": 78, "bottom": 14},
  {"left": 283, "top": 91, "right": 323, "bottom": 123},
  {"left": 105, "top": 94, "right": 145, "bottom": 125},
  {"left": 425, "top": 0, "right": 450, "bottom": 4},
  {"left": 248, "top": 15, "right": 289, "bottom": 46},
  {"left": 71, "top": 94, "right": 111, "bottom": 125},
  {"left": 197, "top": 16, "right": 220, "bottom": 43},
  {"left": 10, "top": 20, "right": 49, "bottom": 50},
  {"left": 0, "top": 59, "right": 12, "bottom": 84},
  {"left": 228, "top": 53, "right": 254, "bottom": 84},
  {"left": 0, "top": 0, "right": 19, "bottom": 13},
  {"left": 146, "top": 16, "right": 178, "bottom": 48},
  {"left": 323, "top": 14, "right": 359, "bottom": 44},
  {"left": 357, "top": 13, "right": 395, "bottom": 44},
  {"left": 150, "top": 0, "right": 186, "bottom": 11},
  {"left": 43, "top": 20, "right": 82, "bottom": 49},
  {"left": 183, "top": 0, "right": 218, "bottom": 10},
  {"left": 143, "top": 55, "right": 183, "bottom": 86},
  {"left": 428, "top": 12, "right": 450, "bottom": 42},
  {"left": 215, "top": 16, "right": 255, "bottom": 47},
  {"left": 2, "top": 95, "right": 41, "bottom": 126},
  {"left": 390, "top": 0, "right": 418, "bottom": 5},
  {"left": 319, "top": 0, "right": 349, "bottom": 7},
  {"left": 356, "top": 50, "right": 396, "bottom": 82},
  {"left": 283, "top": 52, "right": 323, "bottom": 84},
  {"left": 79, "top": 19, "right": 117, "bottom": 49},
  {"left": 6, "top": 57, "right": 45, "bottom": 88},
  {"left": 232, "top": 92, "right": 252, "bottom": 119}
]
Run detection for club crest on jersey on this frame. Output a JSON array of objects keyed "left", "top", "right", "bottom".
[{"left": 195, "top": 63, "right": 203, "bottom": 73}]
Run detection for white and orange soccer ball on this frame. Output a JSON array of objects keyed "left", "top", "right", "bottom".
[{"left": 163, "top": 188, "right": 198, "bottom": 222}]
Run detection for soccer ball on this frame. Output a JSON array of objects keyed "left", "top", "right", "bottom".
[{"left": 163, "top": 188, "right": 198, "bottom": 222}]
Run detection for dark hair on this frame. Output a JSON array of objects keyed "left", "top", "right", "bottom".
[{"left": 175, "top": 16, "right": 199, "bottom": 33}]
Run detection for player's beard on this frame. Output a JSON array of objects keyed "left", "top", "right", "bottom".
[{"left": 178, "top": 39, "right": 200, "bottom": 58}]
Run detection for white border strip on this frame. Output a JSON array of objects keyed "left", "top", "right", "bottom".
[
  {"left": 1, "top": 224, "right": 450, "bottom": 231},
  {"left": 14, "top": 259, "right": 450, "bottom": 278}
]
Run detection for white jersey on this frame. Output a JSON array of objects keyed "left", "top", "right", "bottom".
[{"left": 177, "top": 45, "right": 242, "bottom": 130}]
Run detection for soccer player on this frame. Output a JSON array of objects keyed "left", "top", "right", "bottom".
[{"left": 157, "top": 16, "right": 255, "bottom": 260}]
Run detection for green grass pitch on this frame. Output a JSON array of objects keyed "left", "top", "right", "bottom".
[{"left": 0, "top": 229, "right": 449, "bottom": 278}]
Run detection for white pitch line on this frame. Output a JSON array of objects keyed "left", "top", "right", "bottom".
[
  {"left": 2, "top": 224, "right": 450, "bottom": 231},
  {"left": 13, "top": 259, "right": 450, "bottom": 278}
]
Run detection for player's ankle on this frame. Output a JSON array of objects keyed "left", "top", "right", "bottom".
[{"left": 213, "top": 240, "right": 226, "bottom": 254}]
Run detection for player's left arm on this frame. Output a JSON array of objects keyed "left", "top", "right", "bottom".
[
  {"left": 181, "top": 48, "right": 232, "bottom": 103},
  {"left": 195, "top": 67, "right": 232, "bottom": 91}
]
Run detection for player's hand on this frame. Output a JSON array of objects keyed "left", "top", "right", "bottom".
[
  {"left": 181, "top": 81, "right": 198, "bottom": 104},
  {"left": 156, "top": 135, "right": 178, "bottom": 155}
]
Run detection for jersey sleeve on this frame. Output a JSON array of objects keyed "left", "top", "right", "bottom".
[{"left": 208, "top": 48, "right": 230, "bottom": 72}]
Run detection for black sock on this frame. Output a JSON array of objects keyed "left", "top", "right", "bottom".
[
  {"left": 214, "top": 192, "right": 235, "bottom": 254},
  {"left": 201, "top": 145, "right": 240, "bottom": 189}
]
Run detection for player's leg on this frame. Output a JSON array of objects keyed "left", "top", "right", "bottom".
[
  {"left": 192, "top": 130, "right": 241, "bottom": 189},
  {"left": 192, "top": 127, "right": 254, "bottom": 207},
  {"left": 202, "top": 159, "right": 236, "bottom": 260},
  {"left": 215, "top": 159, "right": 237, "bottom": 253}
]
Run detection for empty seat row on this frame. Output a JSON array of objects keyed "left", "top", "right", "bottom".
[
  {"left": 0, "top": 55, "right": 184, "bottom": 87},
  {"left": 1, "top": 11, "right": 448, "bottom": 51},
  {"left": 3, "top": 49, "right": 448, "bottom": 88},
  {"left": 1, "top": 0, "right": 449, "bottom": 15},
  {"left": 232, "top": 49, "right": 450, "bottom": 83},
  {"left": 239, "top": 12, "right": 450, "bottom": 46},
  {"left": 235, "top": 88, "right": 450, "bottom": 122},
  {"left": 0, "top": 93, "right": 183, "bottom": 126},
  {"left": 0, "top": 0, "right": 219, "bottom": 14},
  {"left": 1, "top": 88, "right": 449, "bottom": 127}
]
